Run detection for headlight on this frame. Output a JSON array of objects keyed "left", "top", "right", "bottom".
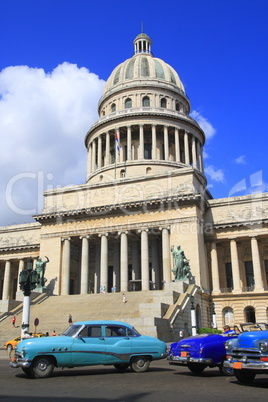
[
  {"left": 225, "top": 341, "right": 232, "bottom": 351},
  {"left": 260, "top": 341, "right": 268, "bottom": 353}
]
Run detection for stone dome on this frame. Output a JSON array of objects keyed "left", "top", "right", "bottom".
[{"left": 103, "top": 33, "right": 186, "bottom": 95}]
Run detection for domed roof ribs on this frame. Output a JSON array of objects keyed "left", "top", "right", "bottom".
[{"left": 134, "top": 33, "right": 152, "bottom": 55}]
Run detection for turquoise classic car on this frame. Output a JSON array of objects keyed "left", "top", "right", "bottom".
[{"left": 10, "top": 320, "right": 167, "bottom": 378}]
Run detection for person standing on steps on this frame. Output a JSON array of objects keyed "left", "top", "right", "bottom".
[
  {"left": 122, "top": 294, "right": 126, "bottom": 303},
  {"left": 12, "top": 316, "right": 16, "bottom": 327},
  {"left": 68, "top": 314, "right": 73, "bottom": 325}
]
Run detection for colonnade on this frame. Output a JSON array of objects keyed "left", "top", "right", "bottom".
[
  {"left": 210, "top": 236, "right": 265, "bottom": 294},
  {"left": 61, "top": 227, "right": 171, "bottom": 296},
  {"left": 87, "top": 124, "right": 204, "bottom": 176}
]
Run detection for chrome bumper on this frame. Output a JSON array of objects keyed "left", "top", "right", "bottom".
[
  {"left": 9, "top": 358, "right": 32, "bottom": 369},
  {"left": 224, "top": 359, "right": 268, "bottom": 370},
  {"left": 167, "top": 355, "right": 212, "bottom": 365}
]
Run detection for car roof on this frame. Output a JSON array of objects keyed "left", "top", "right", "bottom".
[{"left": 73, "top": 320, "right": 133, "bottom": 327}]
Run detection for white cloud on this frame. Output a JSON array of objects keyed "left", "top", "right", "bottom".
[
  {"left": 233, "top": 155, "right": 246, "bottom": 165},
  {"left": 190, "top": 110, "right": 216, "bottom": 140},
  {"left": 0, "top": 63, "right": 105, "bottom": 226},
  {"left": 205, "top": 165, "right": 225, "bottom": 183}
]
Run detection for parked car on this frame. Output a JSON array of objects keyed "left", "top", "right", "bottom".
[
  {"left": 4, "top": 333, "right": 45, "bottom": 350},
  {"left": 224, "top": 323, "right": 268, "bottom": 383},
  {"left": 168, "top": 332, "right": 237, "bottom": 375},
  {"left": 9, "top": 320, "right": 167, "bottom": 378}
]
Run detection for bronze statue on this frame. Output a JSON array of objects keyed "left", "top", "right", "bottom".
[
  {"left": 171, "top": 245, "right": 191, "bottom": 280},
  {"left": 35, "top": 256, "right": 49, "bottom": 288}
]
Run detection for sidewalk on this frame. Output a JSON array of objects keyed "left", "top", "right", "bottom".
[{"left": 0, "top": 348, "right": 10, "bottom": 360}]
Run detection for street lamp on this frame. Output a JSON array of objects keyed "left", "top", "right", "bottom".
[
  {"left": 19, "top": 258, "right": 38, "bottom": 337},
  {"left": 212, "top": 302, "right": 217, "bottom": 329},
  {"left": 190, "top": 295, "right": 197, "bottom": 336}
]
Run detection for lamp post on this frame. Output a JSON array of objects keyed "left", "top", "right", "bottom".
[
  {"left": 190, "top": 295, "right": 197, "bottom": 336},
  {"left": 19, "top": 258, "right": 38, "bottom": 338},
  {"left": 212, "top": 302, "right": 217, "bottom": 329}
]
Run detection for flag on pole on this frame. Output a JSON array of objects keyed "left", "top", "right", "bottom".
[{"left": 115, "top": 131, "right": 120, "bottom": 156}]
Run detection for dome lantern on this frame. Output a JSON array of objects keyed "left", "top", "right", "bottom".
[{"left": 133, "top": 33, "right": 152, "bottom": 55}]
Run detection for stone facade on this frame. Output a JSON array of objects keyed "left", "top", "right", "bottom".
[{"left": 0, "top": 33, "right": 267, "bottom": 331}]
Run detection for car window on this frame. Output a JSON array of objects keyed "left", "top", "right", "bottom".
[
  {"left": 63, "top": 325, "right": 82, "bottom": 337},
  {"left": 79, "top": 326, "right": 102, "bottom": 338},
  {"left": 105, "top": 325, "right": 127, "bottom": 337}
]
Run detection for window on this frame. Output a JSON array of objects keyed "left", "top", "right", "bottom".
[
  {"left": 176, "top": 102, "right": 181, "bottom": 112},
  {"left": 245, "top": 306, "right": 256, "bottom": 323},
  {"left": 120, "top": 169, "right": 125, "bottom": 178},
  {"left": 142, "top": 96, "right": 150, "bottom": 107},
  {"left": 245, "top": 261, "right": 254, "bottom": 289},
  {"left": 124, "top": 98, "right": 132, "bottom": 109},
  {"left": 105, "top": 325, "right": 127, "bottom": 337},
  {"left": 223, "top": 307, "right": 234, "bottom": 326},
  {"left": 144, "top": 143, "right": 151, "bottom": 159},
  {"left": 225, "top": 262, "right": 233, "bottom": 289},
  {"left": 111, "top": 103, "right": 116, "bottom": 112},
  {"left": 160, "top": 98, "right": 167, "bottom": 108}
]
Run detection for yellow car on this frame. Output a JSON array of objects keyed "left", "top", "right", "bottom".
[{"left": 4, "top": 333, "right": 45, "bottom": 350}]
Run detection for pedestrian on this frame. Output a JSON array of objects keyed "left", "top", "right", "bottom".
[
  {"left": 22, "top": 330, "right": 31, "bottom": 339},
  {"left": 122, "top": 293, "right": 126, "bottom": 303},
  {"left": 45, "top": 332, "right": 49, "bottom": 336},
  {"left": 12, "top": 316, "right": 16, "bottom": 327},
  {"left": 68, "top": 314, "right": 73, "bottom": 325},
  {"left": 52, "top": 330, "right": 57, "bottom": 336}
]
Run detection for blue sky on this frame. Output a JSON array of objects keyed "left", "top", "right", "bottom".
[{"left": 0, "top": 0, "right": 268, "bottom": 226}]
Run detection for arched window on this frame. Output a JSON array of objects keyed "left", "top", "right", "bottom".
[
  {"left": 146, "top": 167, "right": 152, "bottom": 174},
  {"left": 120, "top": 169, "right": 125, "bottom": 178},
  {"left": 160, "top": 98, "right": 167, "bottom": 108},
  {"left": 124, "top": 98, "right": 132, "bottom": 109},
  {"left": 111, "top": 103, "right": 116, "bottom": 113},
  {"left": 223, "top": 307, "right": 234, "bottom": 326},
  {"left": 142, "top": 96, "right": 150, "bottom": 107},
  {"left": 245, "top": 306, "right": 256, "bottom": 323},
  {"left": 176, "top": 102, "right": 181, "bottom": 112}
]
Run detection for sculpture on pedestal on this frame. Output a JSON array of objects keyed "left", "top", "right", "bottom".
[{"left": 171, "top": 245, "right": 192, "bottom": 281}]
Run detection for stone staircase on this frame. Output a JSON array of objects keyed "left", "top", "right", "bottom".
[{"left": 0, "top": 282, "right": 199, "bottom": 346}]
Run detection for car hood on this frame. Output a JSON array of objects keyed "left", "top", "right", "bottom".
[
  {"left": 171, "top": 334, "right": 228, "bottom": 351},
  {"left": 237, "top": 330, "right": 268, "bottom": 348}
]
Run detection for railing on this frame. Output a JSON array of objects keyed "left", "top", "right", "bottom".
[{"left": 220, "top": 288, "right": 233, "bottom": 293}]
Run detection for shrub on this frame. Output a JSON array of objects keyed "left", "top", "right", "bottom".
[{"left": 197, "top": 328, "right": 222, "bottom": 334}]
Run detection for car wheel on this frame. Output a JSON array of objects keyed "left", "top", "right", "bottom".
[
  {"left": 219, "top": 364, "right": 234, "bottom": 376},
  {"left": 7, "top": 344, "right": 12, "bottom": 351},
  {"left": 31, "top": 356, "right": 54, "bottom": 379},
  {"left": 114, "top": 363, "right": 130, "bottom": 372},
  {"left": 187, "top": 363, "right": 206, "bottom": 374},
  {"left": 130, "top": 356, "right": 150, "bottom": 373},
  {"left": 234, "top": 369, "right": 256, "bottom": 384}
]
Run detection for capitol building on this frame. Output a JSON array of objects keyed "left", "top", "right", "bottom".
[{"left": 1, "top": 33, "right": 268, "bottom": 335}]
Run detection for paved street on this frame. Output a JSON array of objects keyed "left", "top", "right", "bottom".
[{"left": 0, "top": 355, "right": 268, "bottom": 402}]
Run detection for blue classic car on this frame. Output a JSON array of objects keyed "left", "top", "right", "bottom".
[
  {"left": 9, "top": 320, "right": 167, "bottom": 378},
  {"left": 168, "top": 333, "right": 237, "bottom": 375},
  {"left": 224, "top": 323, "right": 268, "bottom": 383}
]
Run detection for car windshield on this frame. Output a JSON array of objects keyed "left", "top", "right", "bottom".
[{"left": 62, "top": 325, "right": 82, "bottom": 337}]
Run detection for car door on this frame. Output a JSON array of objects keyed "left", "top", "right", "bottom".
[
  {"left": 103, "top": 324, "right": 132, "bottom": 364},
  {"left": 71, "top": 325, "right": 106, "bottom": 366}
]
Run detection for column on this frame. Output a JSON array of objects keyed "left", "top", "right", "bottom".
[
  {"left": 152, "top": 124, "right": 157, "bottom": 159},
  {"left": 184, "top": 131, "right": 190, "bottom": 164},
  {"left": 192, "top": 136, "right": 197, "bottom": 168},
  {"left": 211, "top": 242, "right": 220, "bottom": 294},
  {"left": 127, "top": 126, "right": 132, "bottom": 161},
  {"left": 87, "top": 143, "right": 92, "bottom": 175},
  {"left": 230, "top": 239, "right": 242, "bottom": 293},
  {"left": 80, "top": 236, "right": 89, "bottom": 294},
  {"left": 99, "top": 234, "right": 108, "bottom": 292},
  {"left": 2, "top": 260, "right": 11, "bottom": 300},
  {"left": 120, "top": 232, "right": 128, "bottom": 292},
  {"left": 140, "top": 229, "right": 149, "bottom": 290},
  {"left": 251, "top": 237, "right": 264, "bottom": 292},
  {"left": 197, "top": 142, "right": 203, "bottom": 172},
  {"left": 175, "top": 128, "right": 180, "bottom": 162},
  {"left": 105, "top": 132, "right": 110, "bottom": 165},
  {"left": 161, "top": 227, "right": 171, "bottom": 283},
  {"left": 92, "top": 139, "right": 96, "bottom": 172},
  {"left": 164, "top": 126, "right": 169, "bottom": 161},
  {"left": 113, "top": 240, "right": 120, "bottom": 291},
  {"left": 62, "top": 238, "right": 71, "bottom": 295},
  {"left": 17, "top": 259, "right": 25, "bottom": 293},
  {"left": 139, "top": 124, "right": 144, "bottom": 159},
  {"left": 97, "top": 135, "right": 102, "bottom": 168}
]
